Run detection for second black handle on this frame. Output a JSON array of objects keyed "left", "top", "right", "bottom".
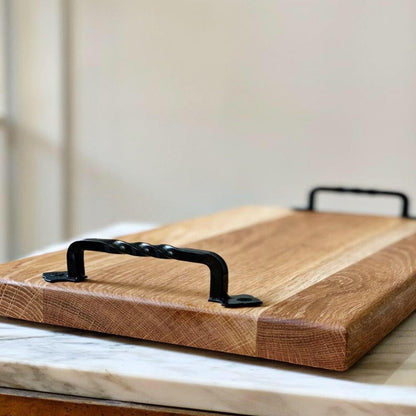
[{"left": 303, "top": 186, "right": 411, "bottom": 218}]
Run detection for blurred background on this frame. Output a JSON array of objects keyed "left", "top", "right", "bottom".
[{"left": 1, "top": 0, "right": 416, "bottom": 261}]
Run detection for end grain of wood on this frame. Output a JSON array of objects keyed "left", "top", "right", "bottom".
[{"left": 1, "top": 206, "right": 416, "bottom": 370}]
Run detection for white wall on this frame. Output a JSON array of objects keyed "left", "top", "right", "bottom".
[
  {"left": 3, "top": 0, "right": 416, "bottom": 259},
  {"left": 0, "top": 0, "right": 7, "bottom": 261},
  {"left": 70, "top": 0, "right": 416, "bottom": 232},
  {"left": 4, "top": 0, "right": 64, "bottom": 258}
]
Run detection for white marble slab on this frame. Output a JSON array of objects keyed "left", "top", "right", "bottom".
[
  {"left": 1, "top": 311, "right": 415, "bottom": 415},
  {"left": 1, "top": 224, "right": 416, "bottom": 416}
]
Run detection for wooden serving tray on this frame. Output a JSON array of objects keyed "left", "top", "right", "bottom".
[{"left": 1, "top": 205, "right": 416, "bottom": 371}]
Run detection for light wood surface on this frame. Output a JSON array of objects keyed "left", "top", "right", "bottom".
[{"left": 1, "top": 206, "right": 416, "bottom": 371}]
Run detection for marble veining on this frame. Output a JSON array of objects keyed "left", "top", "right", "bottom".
[
  {"left": 1, "top": 223, "right": 416, "bottom": 416},
  {"left": 0, "top": 313, "right": 415, "bottom": 416}
]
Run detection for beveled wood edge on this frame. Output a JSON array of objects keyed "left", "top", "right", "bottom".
[
  {"left": 0, "top": 387, "right": 242, "bottom": 416},
  {"left": 256, "top": 231, "right": 416, "bottom": 371},
  {"left": 345, "top": 272, "right": 416, "bottom": 368}
]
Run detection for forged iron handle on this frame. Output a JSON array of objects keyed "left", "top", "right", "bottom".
[
  {"left": 42, "top": 238, "right": 262, "bottom": 308},
  {"left": 302, "top": 186, "right": 412, "bottom": 218}
]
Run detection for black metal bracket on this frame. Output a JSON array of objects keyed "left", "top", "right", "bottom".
[
  {"left": 296, "top": 186, "right": 413, "bottom": 219},
  {"left": 42, "top": 238, "right": 262, "bottom": 308}
]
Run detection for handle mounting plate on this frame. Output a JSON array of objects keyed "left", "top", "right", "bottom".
[{"left": 42, "top": 239, "right": 262, "bottom": 308}]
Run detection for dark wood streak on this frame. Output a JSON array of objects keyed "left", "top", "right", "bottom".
[
  {"left": 257, "top": 233, "right": 416, "bottom": 370},
  {"left": 1, "top": 207, "right": 416, "bottom": 370}
]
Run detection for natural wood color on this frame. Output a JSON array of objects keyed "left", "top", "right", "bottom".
[
  {"left": 257, "top": 233, "right": 416, "bottom": 370},
  {"left": 0, "top": 387, "right": 234, "bottom": 416},
  {"left": 120, "top": 205, "right": 293, "bottom": 245},
  {"left": 1, "top": 206, "right": 416, "bottom": 370}
]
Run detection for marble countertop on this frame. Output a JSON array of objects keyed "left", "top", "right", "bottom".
[{"left": 1, "top": 224, "right": 415, "bottom": 416}]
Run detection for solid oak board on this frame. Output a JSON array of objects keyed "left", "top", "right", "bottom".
[{"left": 1, "top": 206, "right": 416, "bottom": 371}]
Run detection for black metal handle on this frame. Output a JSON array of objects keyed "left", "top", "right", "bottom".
[
  {"left": 300, "top": 186, "right": 412, "bottom": 218},
  {"left": 42, "top": 238, "right": 262, "bottom": 308}
]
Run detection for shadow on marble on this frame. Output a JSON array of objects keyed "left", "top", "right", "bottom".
[{"left": 1, "top": 309, "right": 415, "bottom": 388}]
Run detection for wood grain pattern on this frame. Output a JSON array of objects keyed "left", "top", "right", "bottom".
[
  {"left": 257, "top": 233, "right": 416, "bottom": 370},
  {"left": 1, "top": 206, "right": 416, "bottom": 371}
]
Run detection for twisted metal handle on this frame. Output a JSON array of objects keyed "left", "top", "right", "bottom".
[{"left": 43, "top": 238, "right": 262, "bottom": 308}]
